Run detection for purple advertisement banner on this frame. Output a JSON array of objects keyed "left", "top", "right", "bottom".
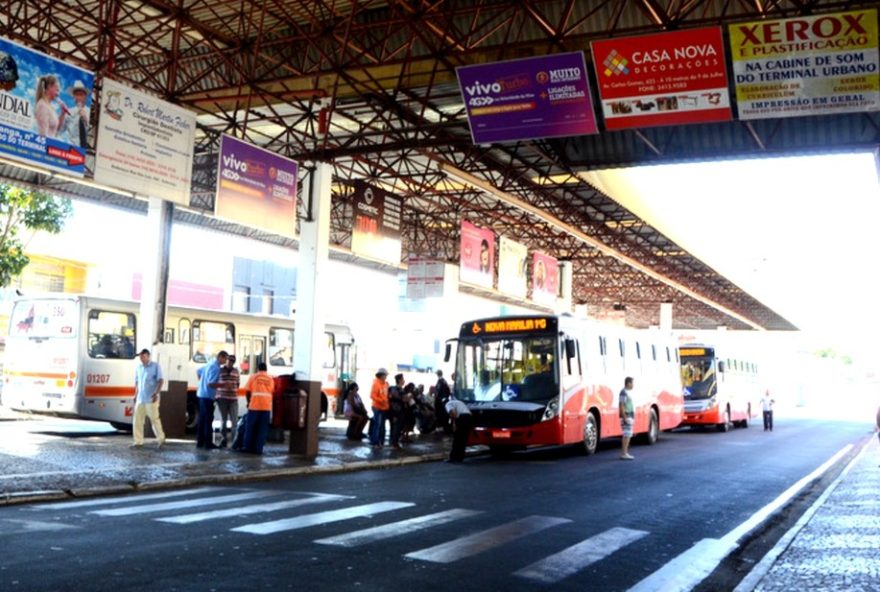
[
  {"left": 215, "top": 135, "right": 298, "bottom": 239},
  {"left": 456, "top": 51, "right": 599, "bottom": 144}
]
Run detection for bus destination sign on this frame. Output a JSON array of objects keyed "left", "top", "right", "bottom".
[
  {"left": 463, "top": 317, "right": 555, "bottom": 337},
  {"left": 679, "top": 347, "right": 709, "bottom": 357}
]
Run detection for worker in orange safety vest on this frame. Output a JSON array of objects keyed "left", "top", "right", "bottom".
[{"left": 241, "top": 362, "right": 275, "bottom": 454}]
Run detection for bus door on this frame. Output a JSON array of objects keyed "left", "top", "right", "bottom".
[{"left": 237, "top": 335, "right": 266, "bottom": 378}]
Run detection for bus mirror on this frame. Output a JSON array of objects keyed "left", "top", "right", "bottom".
[
  {"left": 565, "top": 339, "right": 576, "bottom": 359},
  {"left": 718, "top": 361, "right": 726, "bottom": 373},
  {"left": 444, "top": 342, "right": 452, "bottom": 362}
]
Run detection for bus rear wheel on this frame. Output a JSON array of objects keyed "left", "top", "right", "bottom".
[
  {"left": 717, "top": 408, "right": 732, "bottom": 432},
  {"left": 582, "top": 412, "right": 599, "bottom": 455},
  {"left": 641, "top": 409, "right": 659, "bottom": 445}
]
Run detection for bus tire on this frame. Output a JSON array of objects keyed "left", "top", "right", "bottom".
[
  {"left": 739, "top": 404, "right": 751, "bottom": 428},
  {"left": 717, "top": 408, "right": 732, "bottom": 432},
  {"left": 641, "top": 408, "right": 659, "bottom": 445},
  {"left": 582, "top": 412, "right": 599, "bottom": 455}
]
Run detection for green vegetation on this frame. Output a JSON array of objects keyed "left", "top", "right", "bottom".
[{"left": 0, "top": 184, "right": 72, "bottom": 287}]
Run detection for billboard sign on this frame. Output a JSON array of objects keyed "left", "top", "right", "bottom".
[
  {"left": 729, "top": 9, "right": 880, "bottom": 119},
  {"left": 498, "top": 236, "right": 528, "bottom": 298},
  {"left": 406, "top": 256, "right": 445, "bottom": 299},
  {"left": 0, "top": 37, "right": 94, "bottom": 175},
  {"left": 215, "top": 135, "right": 298, "bottom": 239},
  {"left": 532, "top": 252, "right": 559, "bottom": 306},
  {"left": 94, "top": 78, "right": 196, "bottom": 204},
  {"left": 351, "top": 181, "right": 403, "bottom": 264},
  {"left": 591, "top": 27, "right": 732, "bottom": 129},
  {"left": 459, "top": 220, "right": 495, "bottom": 289},
  {"left": 456, "top": 51, "right": 598, "bottom": 144}
]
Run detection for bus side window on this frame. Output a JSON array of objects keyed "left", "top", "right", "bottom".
[
  {"left": 576, "top": 340, "right": 583, "bottom": 375},
  {"left": 618, "top": 339, "right": 625, "bottom": 358},
  {"left": 269, "top": 327, "right": 294, "bottom": 367},
  {"left": 652, "top": 344, "right": 657, "bottom": 361},
  {"left": 179, "top": 318, "right": 191, "bottom": 345},
  {"left": 88, "top": 310, "right": 136, "bottom": 359},
  {"left": 191, "top": 320, "right": 235, "bottom": 363},
  {"left": 164, "top": 328, "right": 174, "bottom": 344}
]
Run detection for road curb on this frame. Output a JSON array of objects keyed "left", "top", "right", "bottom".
[
  {"left": 2, "top": 451, "right": 450, "bottom": 505},
  {"left": 1, "top": 490, "right": 69, "bottom": 506}
]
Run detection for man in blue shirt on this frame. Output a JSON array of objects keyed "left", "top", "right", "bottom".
[
  {"left": 132, "top": 348, "right": 165, "bottom": 448},
  {"left": 196, "top": 350, "right": 228, "bottom": 449}
]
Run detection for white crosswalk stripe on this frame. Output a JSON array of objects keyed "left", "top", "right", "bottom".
[
  {"left": 156, "top": 493, "right": 352, "bottom": 524},
  {"left": 314, "top": 508, "right": 482, "bottom": 547},
  {"left": 232, "top": 501, "right": 415, "bottom": 536},
  {"left": 514, "top": 526, "right": 649, "bottom": 584},
  {"left": 35, "top": 487, "right": 223, "bottom": 510},
  {"left": 404, "top": 515, "right": 571, "bottom": 563},
  {"left": 90, "top": 491, "right": 276, "bottom": 517}
]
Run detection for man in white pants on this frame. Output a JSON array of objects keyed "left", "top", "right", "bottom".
[{"left": 132, "top": 348, "right": 166, "bottom": 448}]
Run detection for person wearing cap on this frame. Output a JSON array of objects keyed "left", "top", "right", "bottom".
[
  {"left": 215, "top": 354, "right": 240, "bottom": 448},
  {"left": 61, "top": 80, "right": 89, "bottom": 148},
  {"left": 196, "top": 350, "right": 228, "bottom": 449},
  {"left": 445, "top": 396, "right": 472, "bottom": 463},
  {"left": 369, "top": 368, "right": 390, "bottom": 447},
  {"left": 132, "top": 349, "right": 165, "bottom": 448}
]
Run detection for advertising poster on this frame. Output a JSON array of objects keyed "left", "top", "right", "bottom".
[
  {"left": 456, "top": 51, "right": 598, "bottom": 144},
  {"left": 591, "top": 27, "right": 732, "bottom": 129},
  {"left": 214, "top": 135, "right": 298, "bottom": 239},
  {"left": 0, "top": 37, "right": 94, "bottom": 175},
  {"left": 94, "top": 78, "right": 196, "bottom": 204},
  {"left": 459, "top": 220, "right": 495, "bottom": 289},
  {"left": 406, "top": 255, "right": 445, "bottom": 299},
  {"left": 729, "top": 9, "right": 880, "bottom": 119},
  {"left": 498, "top": 236, "right": 528, "bottom": 298},
  {"left": 531, "top": 252, "right": 559, "bottom": 306},
  {"left": 351, "top": 180, "right": 403, "bottom": 264}
]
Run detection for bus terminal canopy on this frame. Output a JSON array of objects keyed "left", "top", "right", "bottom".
[{"left": 1, "top": 0, "right": 878, "bottom": 331}]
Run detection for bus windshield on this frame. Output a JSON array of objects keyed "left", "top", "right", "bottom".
[
  {"left": 455, "top": 336, "right": 558, "bottom": 403},
  {"left": 9, "top": 299, "right": 77, "bottom": 338},
  {"left": 681, "top": 356, "right": 716, "bottom": 400}
]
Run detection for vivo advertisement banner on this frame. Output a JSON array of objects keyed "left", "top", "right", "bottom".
[
  {"left": 459, "top": 220, "right": 495, "bottom": 289},
  {"left": 215, "top": 135, "right": 298, "bottom": 239},
  {"left": 729, "top": 9, "right": 880, "bottom": 119},
  {"left": 0, "top": 37, "right": 94, "bottom": 175},
  {"left": 456, "top": 52, "right": 598, "bottom": 144},
  {"left": 351, "top": 180, "right": 403, "bottom": 265},
  {"left": 591, "top": 27, "right": 732, "bottom": 130},
  {"left": 94, "top": 78, "right": 196, "bottom": 205}
]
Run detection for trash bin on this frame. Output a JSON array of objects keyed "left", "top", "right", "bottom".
[
  {"left": 147, "top": 380, "right": 187, "bottom": 439},
  {"left": 282, "top": 389, "right": 307, "bottom": 430}
]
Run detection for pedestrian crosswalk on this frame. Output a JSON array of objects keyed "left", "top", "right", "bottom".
[{"left": 27, "top": 486, "right": 649, "bottom": 584}]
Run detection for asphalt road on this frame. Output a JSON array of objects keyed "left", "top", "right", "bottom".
[{"left": 0, "top": 416, "right": 868, "bottom": 592}]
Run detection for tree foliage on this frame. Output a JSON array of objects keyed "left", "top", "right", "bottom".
[{"left": 0, "top": 184, "right": 72, "bottom": 287}]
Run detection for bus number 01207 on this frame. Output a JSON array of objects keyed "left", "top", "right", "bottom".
[{"left": 86, "top": 374, "right": 111, "bottom": 384}]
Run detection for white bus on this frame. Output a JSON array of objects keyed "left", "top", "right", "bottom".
[{"left": 3, "top": 295, "right": 354, "bottom": 429}]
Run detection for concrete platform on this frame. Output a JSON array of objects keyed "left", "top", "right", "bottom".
[{"left": 0, "top": 409, "right": 452, "bottom": 505}]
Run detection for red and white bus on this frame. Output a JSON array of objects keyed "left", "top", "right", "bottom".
[
  {"left": 679, "top": 344, "right": 759, "bottom": 431},
  {"left": 3, "top": 295, "right": 354, "bottom": 429},
  {"left": 449, "top": 315, "right": 683, "bottom": 455}
]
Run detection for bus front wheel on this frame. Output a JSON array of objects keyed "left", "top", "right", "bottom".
[
  {"left": 717, "top": 408, "right": 732, "bottom": 432},
  {"left": 582, "top": 412, "right": 599, "bottom": 455}
]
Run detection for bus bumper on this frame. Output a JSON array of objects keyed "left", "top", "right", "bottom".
[
  {"left": 469, "top": 419, "right": 561, "bottom": 447},
  {"left": 682, "top": 407, "right": 722, "bottom": 425}
]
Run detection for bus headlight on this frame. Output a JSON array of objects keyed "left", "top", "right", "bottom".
[
  {"left": 704, "top": 397, "right": 717, "bottom": 410},
  {"left": 542, "top": 398, "right": 560, "bottom": 421}
]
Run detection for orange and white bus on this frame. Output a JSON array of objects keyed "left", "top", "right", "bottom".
[
  {"left": 449, "top": 315, "right": 683, "bottom": 455},
  {"left": 679, "top": 344, "right": 759, "bottom": 431},
  {"left": 3, "top": 295, "right": 354, "bottom": 429}
]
